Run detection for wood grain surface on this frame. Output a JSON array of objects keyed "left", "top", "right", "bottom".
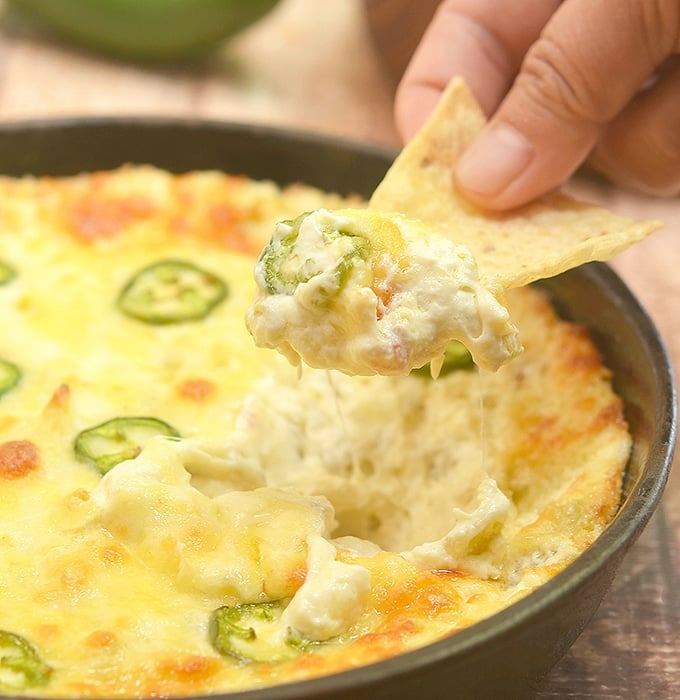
[{"left": 0, "top": 1, "right": 676, "bottom": 697}]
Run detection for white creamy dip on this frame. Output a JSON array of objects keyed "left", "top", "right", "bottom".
[
  {"left": 280, "top": 535, "right": 371, "bottom": 641},
  {"left": 246, "top": 208, "right": 522, "bottom": 374}
]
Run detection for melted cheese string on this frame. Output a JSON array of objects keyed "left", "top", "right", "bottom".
[
  {"left": 477, "top": 367, "right": 487, "bottom": 472},
  {"left": 324, "top": 370, "right": 361, "bottom": 475}
]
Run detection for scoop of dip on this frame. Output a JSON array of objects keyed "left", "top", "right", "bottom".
[{"left": 245, "top": 207, "right": 522, "bottom": 375}]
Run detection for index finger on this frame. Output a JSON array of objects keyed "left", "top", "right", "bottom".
[{"left": 395, "top": 0, "right": 560, "bottom": 140}]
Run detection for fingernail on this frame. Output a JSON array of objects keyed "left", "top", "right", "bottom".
[{"left": 456, "top": 124, "right": 533, "bottom": 197}]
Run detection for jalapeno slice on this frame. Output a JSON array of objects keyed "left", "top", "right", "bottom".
[
  {"left": 0, "top": 630, "right": 52, "bottom": 690},
  {"left": 259, "top": 213, "right": 310, "bottom": 294},
  {"left": 0, "top": 261, "right": 16, "bottom": 286},
  {"left": 411, "top": 340, "right": 474, "bottom": 378},
  {"left": 74, "top": 416, "right": 180, "bottom": 474},
  {"left": 0, "top": 359, "right": 21, "bottom": 398},
  {"left": 210, "top": 602, "right": 308, "bottom": 664},
  {"left": 117, "top": 259, "right": 227, "bottom": 324},
  {"left": 258, "top": 212, "right": 368, "bottom": 296}
]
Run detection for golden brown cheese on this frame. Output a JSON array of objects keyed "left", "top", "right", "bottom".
[{"left": 0, "top": 166, "right": 629, "bottom": 698}]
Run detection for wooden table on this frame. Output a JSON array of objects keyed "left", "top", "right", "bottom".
[{"left": 0, "top": 0, "right": 676, "bottom": 696}]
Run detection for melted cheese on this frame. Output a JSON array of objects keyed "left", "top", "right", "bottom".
[
  {"left": 402, "top": 477, "right": 511, "bottom": 578},
  {"left": 0, "top": 166, "right": 630, "bottom": 697},
  {"left": 280, "top": 536, "right": 371, "bottom": 641},
  {"left": 86, "top": 437, "right": 335, "bottom": 602}
]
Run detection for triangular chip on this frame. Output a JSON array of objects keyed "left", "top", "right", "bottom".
[{"left": 370, "top": 77, "right": 661, "bottom": 289}]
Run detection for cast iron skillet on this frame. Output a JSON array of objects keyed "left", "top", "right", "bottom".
[{"left": 0, "top": 118, "right": 675, "bottom": 700}]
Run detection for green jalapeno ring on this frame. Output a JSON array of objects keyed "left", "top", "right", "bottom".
[
  {"left": 210, "top": 602, "right": 279, "bottom": 662},
  {"left": 74, "top": 416, "right": 180, "bottom": 474},
  {"left": 0, "top": 261, "right": 16, "bottom": 286},
  {"left": 210, "top": 602, "right": 311, "bottom": 664},
  {"left": 411, "top": 340, "right": 475, "bottom": 378},
  {"left": 260, "top": 213, "right": 369, "bottom": 296},
  {"left": 117, "top": 259, "right": 228, "bottom": 325},
  {"left": 259, "top": 213, "right": 310, "bottom": 295},
  {"left": 0, "top": 359, "right": 21, "bottom": 399},
  {"left": 0, "top": 630, "right": 52, "bottom": 690}
]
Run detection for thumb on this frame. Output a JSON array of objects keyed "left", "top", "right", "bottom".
[{"left": 454, "top": 0, "right": 680, "bottom": 209}]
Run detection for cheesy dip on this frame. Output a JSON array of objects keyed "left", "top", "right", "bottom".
[
  {"left": 0, "top": 165, "right": 630, "bottom": 697},
  {"left": 246, "top": 80, "right": 659, "bottom": 382},
  {"left": 246, "top": 208, "right": 522, "bottom": 374}
]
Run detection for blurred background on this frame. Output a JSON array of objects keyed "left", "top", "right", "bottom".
[
  {"left": 0, "top": 0, "right": 401, "bottom": 145},
  {"left": 0, "top": 0, "right": 676, "bottom": 697}
]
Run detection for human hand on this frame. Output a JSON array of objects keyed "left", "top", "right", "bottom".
[{"left": 395, "top": 0, "right": 680, "bottom": 210}]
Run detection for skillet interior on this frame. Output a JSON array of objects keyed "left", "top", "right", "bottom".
[{"left": 0, "top": 118, "right": 675, "bottom": 700}]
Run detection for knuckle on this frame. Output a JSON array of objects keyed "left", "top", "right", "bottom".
[
  {"left": 641, "top": 0, "right": 680, "bottom": 57},
  {"left": 438, "top": 4, "right": 513, "bottom": 80},
  {"left": 637, "top": 114, "right": 680, "bottom": 194},
  {"left": 632, "top": 174, "right": 680, "bottom": 198},
  {"left": 594, "top": 135, "right": 680, "bottom": 198},
  {"left": 636, "top": 148, "right": 680, "bottom": 196},
  {"left": 653, "top": 124, "right": 680, "bottom": 163},
  {"left": 515, "top": 35, "right": 607, "bottom": 126}
]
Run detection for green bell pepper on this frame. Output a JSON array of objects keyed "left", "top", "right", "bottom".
[{"left": 8, "top": 0, "right": 280, "bottom": 61}]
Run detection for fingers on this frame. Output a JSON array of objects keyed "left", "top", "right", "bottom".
[
  {"left": 455, "top": 0, "right": 680, "bottom": 209},
  {"left": 394, "top": 0, "right": 560, "bottom": 140},
  {"left": 588, "top": 59, "right": 680, "bottom": 197}
]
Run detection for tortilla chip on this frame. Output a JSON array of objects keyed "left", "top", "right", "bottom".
[{"left": 370, "top": 78, "right": 662, "bottom": 289}]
